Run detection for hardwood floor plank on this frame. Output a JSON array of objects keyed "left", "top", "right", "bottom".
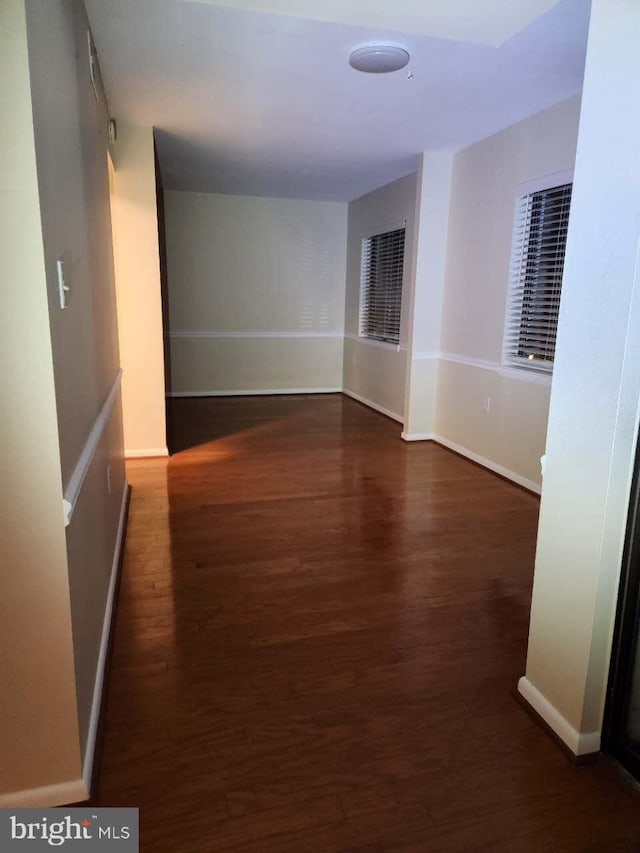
[{"left": 95, "top": 395, "right": 640, "bottom": 851}]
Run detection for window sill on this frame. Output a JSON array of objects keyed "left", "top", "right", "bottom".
[
  {"left": 498, "top": 364, "right": 553, "bottom": 385},
  {"left": 346, "top": 334, "right": 405, "bottom": 352}
]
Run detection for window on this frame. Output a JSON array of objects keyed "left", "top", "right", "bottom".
[
  {"left": 503, "top": 180, "right": 573, "bottom": 372},
  {"left": 359, "top": 226, "right": 405, "bottom": 345}
]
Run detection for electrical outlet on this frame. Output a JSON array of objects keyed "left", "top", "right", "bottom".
[
  {"left": 482, "top": 396, "right": 491, "bottom": 413},
  {"left": 106, "top": 463, "right": 112, "bottom": 495}
]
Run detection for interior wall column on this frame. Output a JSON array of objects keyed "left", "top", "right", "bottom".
[
  {"left": 402, "top": 151, "right": 453, "bottom": 440},
  {"left": 0, "top": 0, "right": 83, "bottom": 805},
  {"left": 519, "top": 0, "right": 640, "bottom": 755},
  {"left": 110, "top": 124, "right": 167, "bottom": 458}
]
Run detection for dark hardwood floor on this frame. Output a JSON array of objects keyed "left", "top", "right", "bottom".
[{"left": 96, "top": 394, "right": 640, "bottom": 851}]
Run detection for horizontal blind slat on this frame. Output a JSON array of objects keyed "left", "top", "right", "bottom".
[
  {"left": 502, "top": 182, "right": 572, "bottom": 370},
  {"left": 360, "top": 227, "right": 405, "bottom": 345}
]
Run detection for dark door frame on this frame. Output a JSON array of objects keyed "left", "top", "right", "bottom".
[{"left": 603, "top": 427, "right": 640, "bottom": 780}]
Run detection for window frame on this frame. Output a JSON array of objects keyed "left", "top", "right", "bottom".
[
  {"left": 501, "top": 169, "right": 574, "bottom": 375},
  {"left": 358, "top": 219, "right": 407, "bottom": 348}
]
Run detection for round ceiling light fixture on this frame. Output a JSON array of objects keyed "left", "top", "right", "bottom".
[{"left": 349, "top": 45, "right": 410, "bottom": 74}]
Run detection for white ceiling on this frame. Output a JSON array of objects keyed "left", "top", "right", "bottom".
[
  {"left": 85, "top": 0, "right": 590, "bottom": 201},
  {"left": 186, "top": 0, "right": 563, "bottom": 47}
]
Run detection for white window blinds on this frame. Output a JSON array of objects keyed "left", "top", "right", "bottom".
[
  {"left": 359, "top": 227, "right": 405, "bottom": 345},
  {"left": 503, "top": 182, "right": 572, "bottom": 372}
]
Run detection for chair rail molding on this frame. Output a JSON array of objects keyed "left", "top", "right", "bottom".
[
  {"left": 167, "top": 331, "right": 549, "bottom": 387},
  {"left": 168, "top": 330, "right": 344, "bottom": 339},
  {"left": 63, "top": 369, "right": 123, "bottom": 527},
  {"left": 440, "top": 351, "right": 552, "bottom": 385},
  {"left": 411, "top": 351, "right": 439, "bottom": 360}
]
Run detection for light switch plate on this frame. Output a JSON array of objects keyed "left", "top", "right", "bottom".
[{"left": 56, "top": 259, "right": 69, "bottom": 309}]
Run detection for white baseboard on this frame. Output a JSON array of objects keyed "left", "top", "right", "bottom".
[
  {"left": 401, "top": 431, "right": 436, "bottom": 441},
  {"left": 167, "top": 387, "right": 342, "bottom": 398},
  {"left": 82, "top": 481, "right": 130, "bottom": 795},
  {"left": 342, "top": 389, "right": 404, "bottom": 424},
  {"left": 517, "top": 677, "right": 600, "bottom": 756},
  {"left": 124, "top": 448, "right": 168, "bottom": 459},
  {"left": 434, "top": 434, "right": 541, "bottom": 494},
  {"left": 165, "top": 389, "right": 540, "bottom": 494},
  {"left": 400, "top": 432, "right": 541, "bottom": 493},
  {"left": 0, "top": 779, "right": 89, "bottom": 809}
]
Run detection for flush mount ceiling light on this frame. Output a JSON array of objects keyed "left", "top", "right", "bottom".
[{"left": 349, "top": 45, "right": 410, "bottom": 74}]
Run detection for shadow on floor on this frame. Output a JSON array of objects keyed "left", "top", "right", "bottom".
[{"left": 166, "top": 393, "right": 349, "bottom": 454}]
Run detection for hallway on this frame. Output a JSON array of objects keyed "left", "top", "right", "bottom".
[{"left": 96, "top": 395, "right": 640, "bottom": 851}]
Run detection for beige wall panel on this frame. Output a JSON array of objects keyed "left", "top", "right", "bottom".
[
  {"left": 343, "top": 338, "right": 406, "bottom": 420},
  {"left": 434, "top": 96, "right": 581, "bottom": 483},
  {"left": 165, "top": 191, "right": 347, "bottom": 334},
  {"left": 523, "top": 0, "right": 640, "bottom": 750},
  {"left": 344, "top": 173, "right": 417, "bottom": 414},
  {"left": 24, "top": 0, "right": 128, "bottom": 778},
  {"left": 435, "top": 362, "right": 551, "bottom": 487},
  {"left": 164, "top": 191, "right": 347, "bottom": 393},
  {"left": 111, "top": 123, "right": 167, "bottom": 455},
  {"left": 0, "top": 0, "right": 82, "bottom": 798},
  {"left": 442, "top": 96, "right": 581, "bottom": 362},
  {"left": 170, "top": 336, "right": 343, "bottom": 392},
  {"left": 64, "top": 395, "right": 126, "bottom": 756},
  {"left": 26, "top": 0, "right": 121, "bottom": 485}
]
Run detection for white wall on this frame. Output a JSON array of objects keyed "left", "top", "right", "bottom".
[
  {"left": 165, "top": 191, "right": 347, "bottom": 394},
  {"left": 27, "top": 0, "right": 123, "bottom": 487},
  {"left": 0, "top": 0, "right": 131, "bottom": 805},
  {"left": 26, "top": 0, "right": 128, "bottom": 779},
  {"left": 343, "top": 172, "right": 417, "bottom": 420},
  {"left": 521, "top": 0, "right": 640, "bottom": 754},
  {"left": 402, "top": 153, "right": 453, "bottom": 439},
  {"left": 110, "top": 123, "right": 167, "bottom": 457},
  {"left": 0, "top": 0, "right": 83, "bottom": 806},
  {"left": 433, "top": 96, "right": 582, "bottom": 488}
]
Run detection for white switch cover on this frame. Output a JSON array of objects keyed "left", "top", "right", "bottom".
[{"left": 57, "top": 259, "right": 69, "bottom": 309}]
